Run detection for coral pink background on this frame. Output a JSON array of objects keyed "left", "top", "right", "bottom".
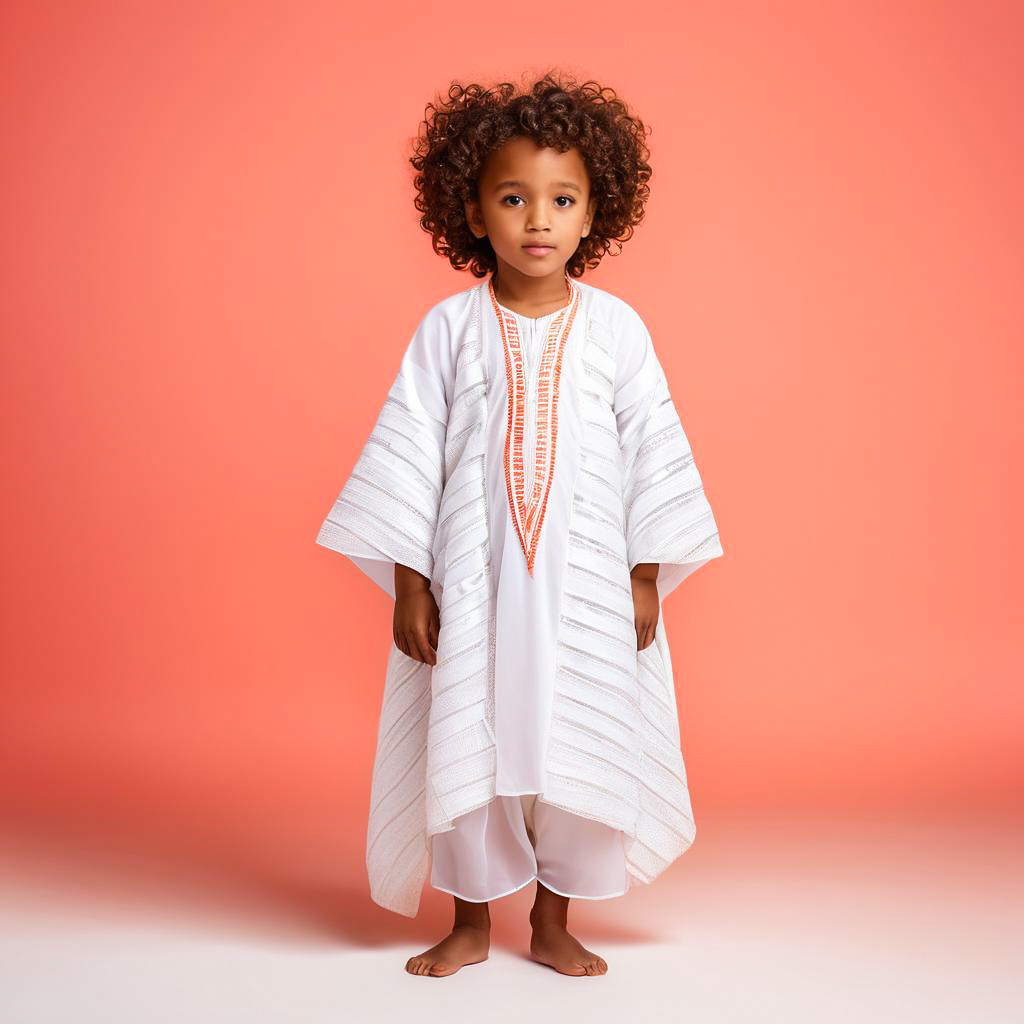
[{"left": 1, "top": 3, "right": 1020, "bottom": 920}]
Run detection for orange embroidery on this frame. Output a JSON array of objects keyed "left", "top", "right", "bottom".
[{"left": 488, "top": 272, "right": 581, "bottom": 575}]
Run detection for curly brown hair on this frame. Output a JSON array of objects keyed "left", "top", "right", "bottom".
[{"left": 410, "top": 71, "right": 653, "bottom": 279}]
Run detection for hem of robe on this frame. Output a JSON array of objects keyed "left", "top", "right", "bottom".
[
  {"left": 365, "top": 780, "right": 689, "bottom": 917},
  {"left": 533, "top": 878, "right": 630, "bottom": 901},
  {"left": 429, "top": 875, "right": 536, "bottom": 903},
  {"left": 632, "top": 535, "right": 725, "bottom": 605},
  {"left": 430, "top": 875, "right": 630, "bottom": 903},
  {"left": 315, "top": 522, "right": 442, "bottom": 601}
]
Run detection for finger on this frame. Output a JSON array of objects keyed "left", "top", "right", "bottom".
[
  {"left": 398, "top": 629, "right": 426, "bottom": 665},
  {"left": 412, "top": 632, "right": 436, "bottom": 666},
  {"left": 427, "top": 616, "right": 439, "bottom": 650}
]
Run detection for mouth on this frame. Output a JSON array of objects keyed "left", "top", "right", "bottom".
[{"left": 522, "top": 243, "right": 556, "bottom": 256}]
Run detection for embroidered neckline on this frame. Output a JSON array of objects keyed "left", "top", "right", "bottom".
[
  {"left": 487, "top": 272, "right": 581, "bottom": 575},
  {"left": 493, "top": 295, "right": 571, "bottom": 322}
]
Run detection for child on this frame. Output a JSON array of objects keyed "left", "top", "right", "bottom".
[{"left": 316, "top": 72, "right": 723, "bottom": 977}]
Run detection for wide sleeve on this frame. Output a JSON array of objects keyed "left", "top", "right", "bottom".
[
  {"left": 314, "top": 309, "right": 452, "bottom": 599},
  {"left": 614, "top": 310, "right": 724, "bottom": 603}
]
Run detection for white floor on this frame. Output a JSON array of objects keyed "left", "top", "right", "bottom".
[{"left": 1, "top": 814, "right": 1021, "bottom": 1023}]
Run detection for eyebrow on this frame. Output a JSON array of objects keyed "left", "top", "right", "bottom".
[{"left": 492, "top": 179, "right": 583, "bottom": 194}]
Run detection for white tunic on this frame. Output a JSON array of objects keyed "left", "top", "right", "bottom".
[
  {"left": 487, "top": 293, "right": 577, "bottom": 796},
  {"left": 315, "top": 272, "right": 724, "bottom": 917}
]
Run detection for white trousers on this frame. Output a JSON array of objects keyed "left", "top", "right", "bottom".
[{"left": 430, "top": 794, "right": 630, "bottom": 902}]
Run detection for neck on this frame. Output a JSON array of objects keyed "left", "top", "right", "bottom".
[{"left": 490, "top": 261, "right": 571, "bottom": 317}]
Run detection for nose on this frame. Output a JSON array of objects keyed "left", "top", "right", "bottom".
[{"left": 526, "top": 211, "right": 550, "bottom": 231}]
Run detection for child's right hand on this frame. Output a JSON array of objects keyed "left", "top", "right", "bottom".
[{"left": 393, "top": 564, "right": 440, "bottom": 666}]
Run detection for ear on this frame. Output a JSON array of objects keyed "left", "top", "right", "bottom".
[
  {"left": 464, "top": 199, "right": 487, "bottom": 239},
  {"left": 581, "top": 197, "right": 598, "bottom": 237}
]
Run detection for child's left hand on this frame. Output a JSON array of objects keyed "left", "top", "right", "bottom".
[{"left": 630, "top": 565, "right": 659, "bottom": 651}]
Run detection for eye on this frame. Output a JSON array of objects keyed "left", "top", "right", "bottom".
[
  {"left": 554, "top": 195, "right": 576, "bottom": 208},
  {"left": 501, "top": 194, "right": 524, "bottom": 207}
]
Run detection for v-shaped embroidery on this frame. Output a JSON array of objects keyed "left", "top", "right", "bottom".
[{"left": 488, "top": 272, "right": 581, "bottom": 575}]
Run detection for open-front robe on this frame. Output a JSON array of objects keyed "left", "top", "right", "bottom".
[{"left": 315, "top": 273, "right": 724, "bottom": 917}]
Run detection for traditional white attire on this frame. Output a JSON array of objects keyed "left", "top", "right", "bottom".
[{"left": 315, "top": 272, "right": 723, "bottom": 916}]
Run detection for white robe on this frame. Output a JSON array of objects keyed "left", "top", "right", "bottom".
[{"left": 315, "top": 272, "right": 724, "bottom": 917}]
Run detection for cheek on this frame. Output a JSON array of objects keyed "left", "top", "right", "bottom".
[{"left": 486, "top": 214, "right": 520, "bottom": 245}]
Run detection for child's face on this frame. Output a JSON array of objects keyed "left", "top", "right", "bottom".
[{"left": 465, "top": 135, "right": 597, "bottom": 280}]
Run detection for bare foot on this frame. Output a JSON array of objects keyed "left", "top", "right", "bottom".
[
  {"left": 529, "top": 882, "right": 608, "bottom": 976},
  {"left": 405, "top": 897, "right": 490, "bottom": 977}
]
